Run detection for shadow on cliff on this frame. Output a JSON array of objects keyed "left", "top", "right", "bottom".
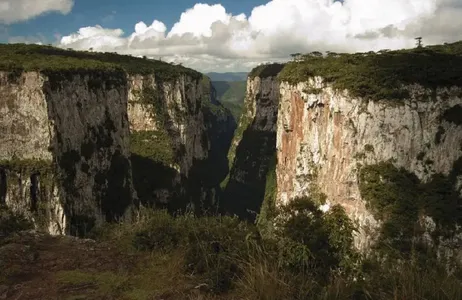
[
  {"left": 220, "top": 126, "right": 276, "bottom": 222},
  {"left": 130, "top": 154, "right": 177, "bottom": 210},
  {"left": 130, "top": 86, "right": 237, "bottom": 217},
  {"left": 173, "top": 92, "right": 237, "bottom": 215}
]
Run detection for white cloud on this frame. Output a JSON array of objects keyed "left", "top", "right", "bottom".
[
  {"left": 0, "top": 0, "right": 74, "bottom": 24},
  {"left": 58, "top": 0, "right": 462, "bottom": 72},
  {"left": 60, "top": 25, "right": 125, "bottom": 50}
]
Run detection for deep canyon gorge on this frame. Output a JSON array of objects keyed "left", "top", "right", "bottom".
[{"left": 1, "top": 42, "right": 462, "bottom": 299}]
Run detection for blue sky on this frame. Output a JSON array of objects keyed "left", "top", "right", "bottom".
[{"left": 1, "top": 0, "right": 265, "bottom": 44}]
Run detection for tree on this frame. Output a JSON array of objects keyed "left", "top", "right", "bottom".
[
  {"left": 415, "top": 37, "right": 423, "bottom": 48},
  {"left": 290, "top": 53, "right": 302, "bottom": 61},
  {"left": 309, "top": 51, "right": 323, "bottom": 57}
]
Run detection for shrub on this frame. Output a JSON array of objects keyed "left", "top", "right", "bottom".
[
  {"left": 0, "top": 207, "right": 33, "bottom": 237},
  {"left": 89, "top": 203, "right": 461, "bottom": 299},
  {"left": 183, "top": 215, "right": 257, "bottom": 293},
  {"left": 132, "top": 210, "right": 182, "bottom": 251},
  {"left": 273, "top": 197, "right": 357, "bottom": 281}
]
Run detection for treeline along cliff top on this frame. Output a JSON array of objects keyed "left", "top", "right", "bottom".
[
  {"left": 252, "top": 41, "right": 462, "bottom": 101},
  {"left": 0, "top": 43, "right": 201, "bottom": 82}
]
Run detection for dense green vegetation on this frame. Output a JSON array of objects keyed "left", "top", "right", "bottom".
[
  {"left": 130, "top": 131, "right": 174, "bottom": 166},
  {"left": 279, "top": 41, "right": 462, "bottom": 100},
  {"left": 0, "top": 207, "right": 33, "bottom": 237},
  {"left": 0, "top": 43, "right": 201, "bottom": 81},
  {"left": 2, "top": 188, "right": 461, "bottom": 299},
  {"left": 94, "top": 198, "right": 358, "bottom": 295},
  {"left": 256, "top": 154, "right": 277, "bottom": 236},
  {"left": 81, "top": 199, "right": 461, "bottom": 299},
  {"left": 359, "top": 160, "right": 462, "bottom": 255},
  {"left": 249, "top": 63, "right": 285, "bottom": 79}
]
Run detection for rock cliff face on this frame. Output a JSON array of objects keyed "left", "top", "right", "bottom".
[
  {"left": 221, "top": 65, "right": 283, "bottom": 220},
  {"left": 276, "top": 78, "right": 462, "bottom": 256},
  {"left": 127, "top": 74, "right": 206, "bottom": 207},
  {"left": 0, "top": 44, "right": 238, "bottom": 236},
  {"left": 127, "top": 74, "right": 236, "bottom": 212},
  {"left": 0, "top": 70, "right": 135, "bottom": 236}
]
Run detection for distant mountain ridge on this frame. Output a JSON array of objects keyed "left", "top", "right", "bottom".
[{"left": 206, "top": 72, "right": 248, "bottom": 82}]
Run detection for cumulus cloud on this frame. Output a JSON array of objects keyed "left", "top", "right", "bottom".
[
  {"left": 0, "top": 0, "right": 73, "bottom": 24},
  {"left": 58, "top": 0, "right": 462, "bottom": 72},
  {"left": 60, "top": 25, "right": 125, "bottom": 49}
]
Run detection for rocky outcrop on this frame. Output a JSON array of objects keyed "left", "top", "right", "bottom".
[
  {"left": 276, "top": 77, "right": 462, "bottom": 258},
  {"left": 0, "top": 70, "right": 135, "bottom": 236},
  {"left": 221, "top": 64, "right": 284, "bottom": 220}
]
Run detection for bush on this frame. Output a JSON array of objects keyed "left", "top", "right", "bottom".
[
  {"left": 0, "top": 207, "right": 33, "bottom": 237},
  {"left": 132, "top": 210, "right": 182, "bottom": 251},
  {"left": 273, "top": 197, "right": 357, "bottom": 281},
  {"left": 92, "top": 204, "right": 462, "bottom": 299},
  {"left": 183, "top": 215, "right": 257, "bottom": 293}
]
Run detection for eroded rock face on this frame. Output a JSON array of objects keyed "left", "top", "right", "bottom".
[
  {"left": 0, "top": 71, "right": 135, "bottom": 236},
  {"left": 127, "top": 74, "right": 207, "bottom": 175},
  {"left": 276, "top": 78, "right": 462, "bottom": 253},
  {"left": 127, "top": 74, "right": 228, "bottom": 212},
  {"left": 0, "top": 72, "right": 52, "bottom": 161},
  {"left": 222, "top": 76, "right": 280, "bottom": 219}
]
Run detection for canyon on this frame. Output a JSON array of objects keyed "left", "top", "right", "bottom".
[
  {"left": 1, "top": 41, "right": 462, "bottom": 300},
  {"left": 2, "top": 42, "right": 462, "bottom": 263}
]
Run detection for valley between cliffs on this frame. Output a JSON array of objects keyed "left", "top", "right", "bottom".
[{"left": 2, "top": 42, "right": 462, "bottom": 300}]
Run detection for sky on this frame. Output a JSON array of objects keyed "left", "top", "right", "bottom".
[{"left": 1, "top": 0, "right": 462, "bottom": 72}]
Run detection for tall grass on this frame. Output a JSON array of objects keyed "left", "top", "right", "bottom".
[{"left": 88, "top": 204, "right": 462, "bottom": 300}]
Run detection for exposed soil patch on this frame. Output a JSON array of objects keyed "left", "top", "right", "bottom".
[{"left": 0, "top": 231, "right": 233, "bottom": 300}]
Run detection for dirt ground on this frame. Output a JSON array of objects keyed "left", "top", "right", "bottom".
[{"left": 0, "top": 231, "right": 236, "bottom": 300}]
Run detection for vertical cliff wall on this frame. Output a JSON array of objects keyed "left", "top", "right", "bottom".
[
  {"left": 221, "top": 64, "right": 284, "bottom": 220},
  {"left": 0, "top": 70, "right": 135, "bottom": 236},
  {"left": 127, "top": 73, "right": 206, "bottom": 208},
  {"left": 0, "top": 44, "right": 239, "bottom": 235},
  {"left": 277, "top": 80, "right": 462, "bottom": 249},
  {"left": 127, "top": 73, "right": 236, "bottom": 213},
  {"left": 275, "top": 46, "right": 462, "bottom": 260}
]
